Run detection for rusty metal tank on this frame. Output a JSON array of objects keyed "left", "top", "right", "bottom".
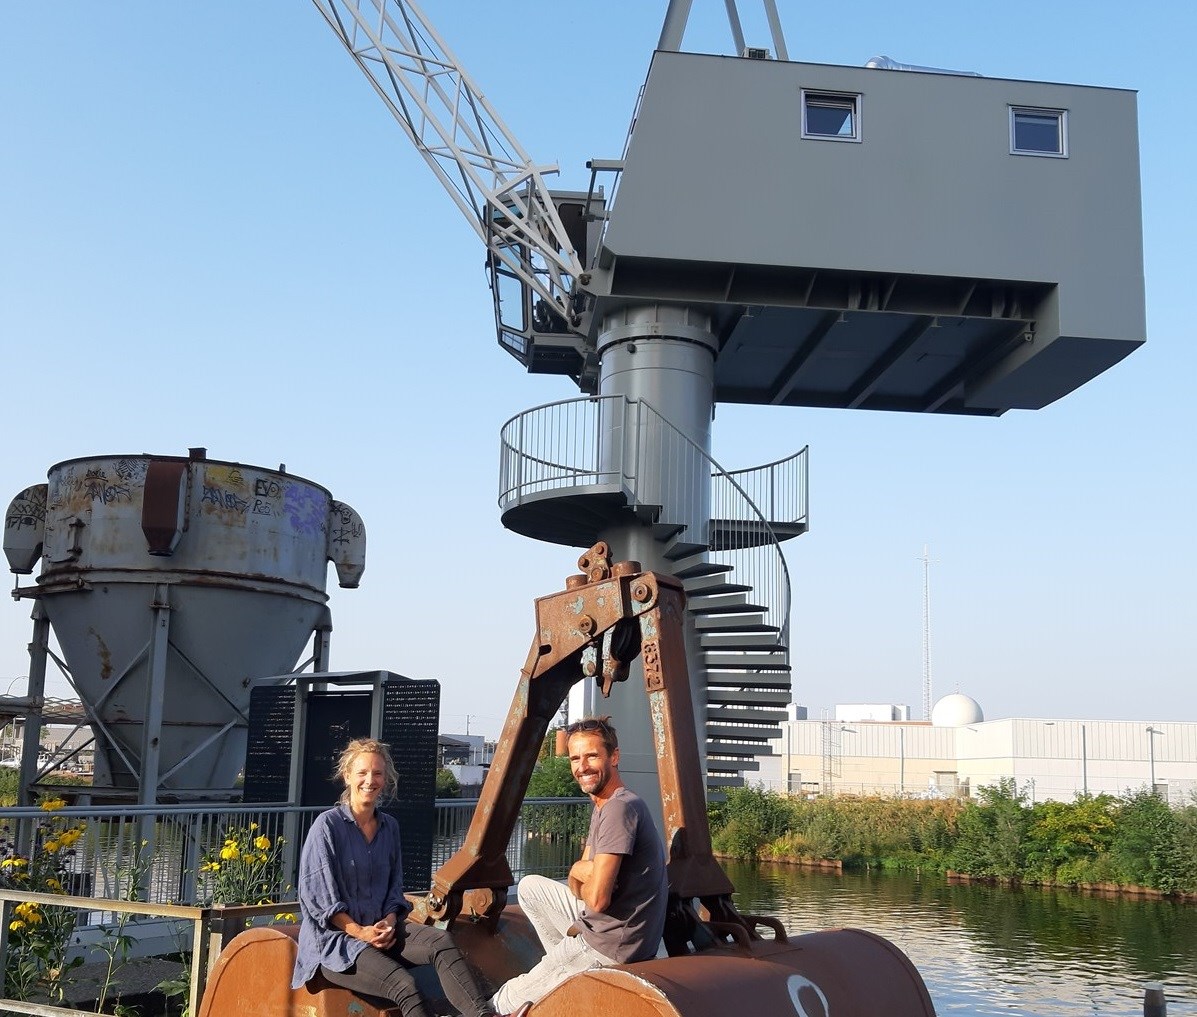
[{"left": 3, "top": 449, "right": 366, "bottom": 799}]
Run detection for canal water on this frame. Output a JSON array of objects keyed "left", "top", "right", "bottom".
[{"left": 724, "top": 860, "right": 1197, "bottom": 1016}]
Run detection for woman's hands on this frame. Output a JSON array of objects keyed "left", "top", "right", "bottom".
[
  {"left": 367, "top": 916, "right": 402, "bottom": 950},
  {"left": 332, "top": 912, "right": 404, "bottom": 950}
]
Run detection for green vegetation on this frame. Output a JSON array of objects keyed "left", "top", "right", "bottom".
[
  {"left": 0, "top": 766, "right": 16, "bottom": 806},
  {"left": 708, "top": 781, "right": 1197, "bottom": 896},
  {"left": 435, "top": 767, "right": 461, "bottom": 799},
  {"left": 526, "top": 753, "right": 580, "bottom": 799},
  {"left": 0, "top": 769, "right": 92, "bottom": 807},
  {"left": 523, "top": 750, "right": 588, "bottom": 841},
  {"left": 0, "top": 796, "right": 87, "bottom": 1003}
]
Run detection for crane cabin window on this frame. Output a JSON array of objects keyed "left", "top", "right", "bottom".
[
  {"left": 802, "top": 90, "right": 861, "bottom": 142},
  {"left": 1010, "top": 106, "right": 1068, "bottom": 157}
]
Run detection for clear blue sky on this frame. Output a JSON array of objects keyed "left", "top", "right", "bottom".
[{"left": 2, "top": 2, "right": 1194, "bottom": 739}]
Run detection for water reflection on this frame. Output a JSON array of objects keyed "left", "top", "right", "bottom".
[{"left": 725, "top": 861, "right": 1197, "bottom": 1016}]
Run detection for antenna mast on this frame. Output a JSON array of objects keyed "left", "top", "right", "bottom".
[{"left": 919, "top": 544, "right": 937, "bottom": 720}]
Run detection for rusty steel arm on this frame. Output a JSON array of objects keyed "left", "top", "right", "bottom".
[{"left": 418, "top": 544, "right": 742, "bottom": 949}]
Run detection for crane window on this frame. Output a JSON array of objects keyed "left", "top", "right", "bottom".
[
  {"left": 801, "top": 90, "right": 861, "bottom": 142},
  {"left": 1010, "top": 106, "right": 1067, "bottom": 157}
]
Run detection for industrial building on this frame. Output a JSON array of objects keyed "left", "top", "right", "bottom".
[{"left": 758, "top": 695, "right": 1197, "bottom": 805}]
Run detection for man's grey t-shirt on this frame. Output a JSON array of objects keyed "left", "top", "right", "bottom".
[{"left": 578, "top": 786, "right": 668, "bottom": 964}]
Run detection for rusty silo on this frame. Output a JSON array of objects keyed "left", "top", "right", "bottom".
[{"left": 3, "top": 448, "right": 365, "bottom": 803}]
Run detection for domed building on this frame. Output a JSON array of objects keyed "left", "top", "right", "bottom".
[{"left": 930, "top": 693, "right": 984, "bottom": 728}]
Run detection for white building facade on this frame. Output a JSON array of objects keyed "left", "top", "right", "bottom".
[{"left": 760, "top": 697, "right": 1197, "bottom": 805}]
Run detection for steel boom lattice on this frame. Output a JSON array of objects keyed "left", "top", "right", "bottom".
[{"left": 312, "top": 0, "right": 584, "bottom": 319}]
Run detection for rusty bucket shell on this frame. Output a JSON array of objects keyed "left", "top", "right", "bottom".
[
  {"left": 455, "top": 913, "right": 937, "bottom": 1017},
  {"left": 528, "top": 928, "right": 937, "bottom": 1017},
  {"left": 200, "top": 912, "right": 935, "bottom": 1017}
]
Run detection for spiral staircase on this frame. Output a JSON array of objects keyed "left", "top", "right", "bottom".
[{"left": 499, "top": 395, "right": 808, "bottom": 790}]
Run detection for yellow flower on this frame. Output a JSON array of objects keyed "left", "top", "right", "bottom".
[
  {"left": 45, "top": 878, "right": 62, "bottom": 891},
  {"left": 249, "top": 823, "right": 258, "bottom": 831},
  {"left": 254, "top": 835, "right": 271, "bottom": 851},
  {"left": 43, "top": 839, "right": 61, "bottom": 853},
  {"left": 274, "top": 912, "right": 297, "bottom": 923},
  {"left": 219, "top": 844, "right": 240, "bottom": 861},
  {"left": 9, "top": 919, "right": 25, "bottom": 932},
  {"left": 201, "top": 861, "right": 221, "bottom": 873},
  {"left": 0, "top": 857, "right": 28, "bottom": 869},
  {"left": 40, "top": 797, "right": 67, "bottom": 812}
]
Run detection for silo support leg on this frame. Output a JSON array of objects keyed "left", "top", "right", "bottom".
[
  {"left": 18, "top": 605, "right": 52, "bottom": 807},
  {"left": 136, "top": 584, "right": 172, "bottom": 897}
]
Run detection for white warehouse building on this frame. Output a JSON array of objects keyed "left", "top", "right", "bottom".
[{"left": 758, "top": 694, "right": 1197, "bottom": 805}]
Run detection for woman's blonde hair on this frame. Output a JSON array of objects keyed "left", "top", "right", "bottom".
[{"left": 334, "top": 737, "right": 399, "bottom": 805}]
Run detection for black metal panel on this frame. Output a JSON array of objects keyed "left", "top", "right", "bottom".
[
  {"left": 301, "top": 691, "right": 373, "bottom": 808},
  {"left": 380, "top": 677, "right": 440, "bottom": 893},
  {"left": 242, "top": 685, "right": 296, "bottom": 804},
  {"left": 242, "top": 674, "right": 440, "bottom": 894}
]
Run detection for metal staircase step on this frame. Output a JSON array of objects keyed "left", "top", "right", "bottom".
[
  {"left": 633, "top": 501, "right": 662, "bottom": 525},
  {"left": 706, "top": 725, "right": 778, "bottom": 743},
  {"left": 706, "top": 705, "right": 788, "bottom": 725},
  {"left": 652, "top": 520, "right": 686, "bottom": 542},
  {"left": 705, "top": 672, "right": 792, "bottom": 690},
  {"left": 699, "top": 632, "right": 787, "bottom": 650},
  {"left": 664, "top": 539, "right": 709, "bottom": 561},
  {"left": 705, "top": 773, "right": 748, "bottom": 788},
  {"left": 685, "top": 592, "right": 767, "bottom": 615},
  {"left": 705, "top": 754, "right": 761, "bottom": 771},
  {"left": 682, "top": 577, "right": 752, "bottom": 597},
  {"left": 672, "top": 561, "right": 733, "bottom": 581},
  {"left": 708, "top": 687, "right": 793, "bottom": 706},
  {"left": 707, "top": 741, "right": 771, "bottom": 758},
  {"left": 693, "top": 615, "right": 780, "bottom": 633},
  {"left": 702, "top": 652, "right": 790, "bottom": 670}
]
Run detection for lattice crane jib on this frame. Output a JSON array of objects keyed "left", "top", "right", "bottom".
[{"left": 311, "top": 0, "right": 586, "bottom": 338}]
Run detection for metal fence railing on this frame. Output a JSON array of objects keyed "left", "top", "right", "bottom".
[
  {"left": 0, "top": 797, "right": 592, "bottom": 1013},
  {"left": 0, "top": 797, "right": 591, "bottom": 913}
]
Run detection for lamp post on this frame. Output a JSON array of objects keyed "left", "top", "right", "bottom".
[
  {"left": 1146, "top": 726, "right": 1162, "bottom": 791},
  {"left": 1081, "top": 723, "right": 1088, "bottom": 795}
]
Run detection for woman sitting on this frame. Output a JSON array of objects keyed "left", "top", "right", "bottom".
[{"left": 291, "top": 737, "right": 531, "bottom": 1017}]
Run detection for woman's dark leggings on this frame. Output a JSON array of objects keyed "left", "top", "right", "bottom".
[{"left": 318, "top": 923, "right": 494, "bottom": 1017}]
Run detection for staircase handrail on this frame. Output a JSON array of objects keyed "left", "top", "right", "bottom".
[
  {"left": 720, "top": 448, "right": 810, "bottom": 528},
  {"left": 633, "top": 399, "right": 793, "bottom": 644},
  {"left": 499, "top": 396, "right": 798, "bottom": 641},
  {"left": 498, "top": 394, "right": 628, "bottom": 506}
]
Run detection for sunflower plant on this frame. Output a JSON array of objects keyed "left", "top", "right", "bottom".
[{"left": 0, "top": 796, "right": 87, "bottom": 1002}]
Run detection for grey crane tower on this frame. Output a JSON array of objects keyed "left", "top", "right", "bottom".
[{"left": 315, "top": 0, "right": 1145, "bottom": 801}]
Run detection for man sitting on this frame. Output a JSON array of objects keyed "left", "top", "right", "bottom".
[{"left": 491, "top": 717, "right": 668, "bottom": 1013}]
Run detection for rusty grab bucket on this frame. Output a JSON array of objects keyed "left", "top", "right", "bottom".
[{"left": 199, "top": 911, "right": 936, "bottom": 1017}]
